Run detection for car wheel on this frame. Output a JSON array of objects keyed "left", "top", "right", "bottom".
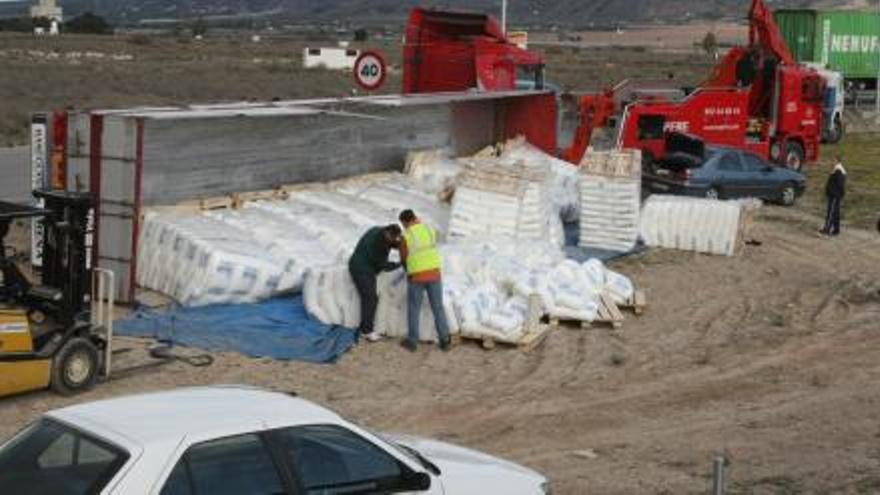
[
  {"left": 51, "top": 337, "right": 100, "bottom": 396},
  {"left": 780, "top": 184, "right": 797, "bottom": 206},
  {"left": 784, "top": 142, "right": 805, "bottom": 172},
  {"left": 705, "top": 187, "right": 720, "bottom": 200}
]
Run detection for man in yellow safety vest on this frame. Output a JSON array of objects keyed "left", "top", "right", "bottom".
[{"left": 398, "top": 209, "right": 450, "bottom": 352}]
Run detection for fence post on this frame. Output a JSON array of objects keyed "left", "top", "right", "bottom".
[{"left": 712, "top": 455, "right": 728, "bottom": 495}]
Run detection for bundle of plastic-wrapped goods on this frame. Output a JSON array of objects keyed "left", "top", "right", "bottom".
[
  {"left": 403, "top": 149, "right": 461, "bottom": 199},
  {"left": 137, "top": 212, "right": 298, "bottom": 306},
  {"left": 639, "top": 195, "right": 746, "bottom": 256},
  {"left": 496, "top": 137, "right": 582, "bottom": 223},
  {"left": 448, "top": 162, "right": 562, "bottom": 245},
  {"left": 336, "top": 175, "right": 449, "bottom": 232},
  {"left": 137, "top": 173, "right": 449, "bottom": 307},
  {"left": 303, "top": 239, "right": 635, "bottom": 343},
  {"left": 578, "top": 149, "right": 642, "bottom": 253}
]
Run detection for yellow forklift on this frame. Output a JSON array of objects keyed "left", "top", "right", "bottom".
[{"left": 0, "top": 190, "right": 115, "bottom": 397}]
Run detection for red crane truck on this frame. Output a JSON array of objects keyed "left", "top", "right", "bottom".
[{"left": 403, "top": 0, "right": 828, "bottom": 172}]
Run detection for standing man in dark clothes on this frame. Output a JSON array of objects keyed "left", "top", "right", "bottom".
[
  {"left": 348, "top": 224, "right": 402, "bottom": 342},
  {"left": 821, "top": 157, "right": 847, "bottom": 237}
]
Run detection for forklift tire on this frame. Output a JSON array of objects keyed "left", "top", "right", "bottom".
[
  {"left": 51, "top": 337, "right": 100, "bottom": 396},
  {"left": 784, "top": 142, "right": 805, "bottom": 172}
]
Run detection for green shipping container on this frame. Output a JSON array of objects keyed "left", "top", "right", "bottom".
[{"left": 775, "top": 9, "right": 880, "bottom": 80}]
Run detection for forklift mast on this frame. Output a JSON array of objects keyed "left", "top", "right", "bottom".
[
  {"left": 34, "top": 190, "right": 93, "bottom": 326},
  {"left": 0, "top": 191, "right": 93, "bottom": 328}
]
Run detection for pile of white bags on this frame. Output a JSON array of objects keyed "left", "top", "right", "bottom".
[
  {"left": 137, "top": 213, "right": 298, "bottom": 306},
  {"left": 403, "top": 149, "right": 461, "bottom": 197},
  {"left": 496, "top": 137, "right": 582, "bottom": 223},
  {"left": 639, "top": 195, "right": 746, "bottom": 256},
  {"left": 137, "top": 143, "right": 638, "bottom": 344},
  {"left": 137, "top": 174, "right": 446, "bottom": 306},
  {"left": 578, "top": 149, "right": 642, "bottom": 253},
  {"left": 304, "top": 239, "right": 635, "bottom": 342},
  {"left": 403, "top": 138, "right": 582, "bottom": 223},
  {"left": 448, "top": 162, "right": 563, "bottom": 246}
]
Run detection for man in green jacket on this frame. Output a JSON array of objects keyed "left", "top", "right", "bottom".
[{"left": 348, "top": 224, "right": 402, "bottom": 342}]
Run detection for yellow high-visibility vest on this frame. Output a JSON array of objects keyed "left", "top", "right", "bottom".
[{"left": 404, "top": 223, "right": 441, "bottom": 275}]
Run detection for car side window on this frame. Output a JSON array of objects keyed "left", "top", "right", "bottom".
[
  {"left": 280, "top": 425, "right": 403, "bottom": 494},
  {"left": 159, "top": 460, "right": 192, "bottom": 495},
  {"left": 742, "top": 154, "right": 767, "bottom": 172},
  {"left": 160, "top": 433, "right": 285, "bottom": 495},
  {"left": 717, "top": 153, "right": 743, "bottom": 172}
]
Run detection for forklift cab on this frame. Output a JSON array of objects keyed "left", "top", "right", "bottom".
[{"left": 0, "top": 190, "right": 113, "bottom": 398}]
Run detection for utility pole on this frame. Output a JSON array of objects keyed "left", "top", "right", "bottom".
[{"left": 501, "top": 0, "right": 508, "bottom": 35}]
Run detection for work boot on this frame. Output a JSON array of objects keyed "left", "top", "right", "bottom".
[
  {"left": 400, "top": 340, "right": 417, "bottom": 353},
  {"left": 439, "top": 339, "right": 451, "bottom": 352}
]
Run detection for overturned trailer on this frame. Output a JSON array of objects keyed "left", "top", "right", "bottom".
[{"left": 33, "top": 91, "right": 557, "bottom": 302}]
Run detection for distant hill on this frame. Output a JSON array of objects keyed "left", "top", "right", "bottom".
[{"left": 1, "top": 1, "right": 866, "bottom": 26}]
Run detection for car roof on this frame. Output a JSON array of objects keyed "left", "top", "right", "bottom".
[{"left": 46, "top": 386, "right": 342, "bottom": 448}]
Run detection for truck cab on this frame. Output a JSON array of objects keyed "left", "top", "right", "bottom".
[{"left": 804, "top": 63, "right": 845, "bottom": 143}]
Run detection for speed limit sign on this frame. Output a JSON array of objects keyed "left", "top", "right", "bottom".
[{"left": 353, "top": 51, "right": 387, "bottom": 91}]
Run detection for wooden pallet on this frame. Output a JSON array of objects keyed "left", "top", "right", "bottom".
[
  {"left": 549, "top": 292, "right": 625, "bottom": 329},
  {"left": 620, "top": 289, "right": 647, "bottom": 315},
  {"left": 453, "top": 324, "right": 551, "bottom": 352},
  {"left": 451, "top": 295, "right": 549, "bottom": 352}
]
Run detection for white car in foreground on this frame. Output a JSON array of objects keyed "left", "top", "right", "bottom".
[{"left": 0, "top": 386, "right": 551, "bottom": 495}]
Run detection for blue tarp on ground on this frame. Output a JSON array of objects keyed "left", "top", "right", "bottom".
[{"left": 116, "top": 296, "right": 356, "bottom": 363}]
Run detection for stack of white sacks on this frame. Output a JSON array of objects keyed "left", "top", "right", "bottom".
[
  {"left": 304, "top": 239, "right": 634, "bottom": 343},
  {"left": 448, "top": 162, "right": 561, "bottom": 246},
  {"left": 578, "top": 149, "right": 643, "bottom": 253},
  {"left": 639, "top": 195, "right": 747, "bottom": 256},
  {"left": 137, "top": 141, "right": 636, "bottom": 343},
  {"left": 137, "top": 175, "right": 448, "bottom": 307}
]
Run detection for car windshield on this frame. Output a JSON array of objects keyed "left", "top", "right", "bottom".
[{"left": 0, "top": 418, "right": 128, "bottom": 495}]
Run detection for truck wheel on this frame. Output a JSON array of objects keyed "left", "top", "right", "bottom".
[
  {"left": 780, "top": 184, "right": 797, "bottom": 206},
  {"left": 824, "top": 117, "right": 844, "bottom": 144},
  {"left": 784, "top": 142, "right": 805, "bottom": 172},
  {"left": 51, "top": 337, "right": 100, "bottom": 396}
]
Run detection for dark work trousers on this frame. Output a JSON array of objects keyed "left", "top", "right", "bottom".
[
  {"left": 349, "top": 268, "right": 378, "bottom": 337},
  {"left": 823, "top": 196, "right": 843, "bottom": 236}
]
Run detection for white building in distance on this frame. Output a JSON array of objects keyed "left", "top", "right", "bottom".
[
  {"left": 31, "top": 0, "right": 63, "bottom": 22},
  {"left": 303, "top": 46, "right": 361, "bottom": 70}
]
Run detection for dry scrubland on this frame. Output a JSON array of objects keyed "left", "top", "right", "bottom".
[
  {"left": 1, "top": 30, "right": 880, "bottom": 494},
  {"left": 0, "top": 32, "right": 719, "bottom": 145}
]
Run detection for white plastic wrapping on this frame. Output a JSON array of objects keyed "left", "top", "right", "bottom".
[
  {"left": 639, "top": 195, "right": 745, "bottom": 256},
  {"left": 496, "top": 137, "right": 582, "bottom": 223},
  {"left": 138, "top": 173, "right": 446, "bottom": 307},
  {"left": 579, "top": 175, "right": 642, "bottom": 252},
  {"left": 304, "top": 239, "right": 634, "bottom": 342}
]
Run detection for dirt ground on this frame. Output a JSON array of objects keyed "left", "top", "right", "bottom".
[{"left": 1, "top": 206, "right": 878, "bottom": 494}]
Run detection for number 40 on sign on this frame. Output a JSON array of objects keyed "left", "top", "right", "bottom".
[{"left": 353, "top": 51, "right": 387, "bottom": 91}]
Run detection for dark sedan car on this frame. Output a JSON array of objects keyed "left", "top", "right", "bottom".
[{"left": 643, "top": 146, "right": 807, "bottom": 206}]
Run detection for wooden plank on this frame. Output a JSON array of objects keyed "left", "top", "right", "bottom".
[
  {"left": 517, "top": 324, "right": 551, "bottom": 352},
  {"left": 456, "top": 324, "right": 550, "bottom": 352},
  {"left": 620, "top": 289, "right": 647, "bottom": 315}
]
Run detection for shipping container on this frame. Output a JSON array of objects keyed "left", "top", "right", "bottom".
[{"left": 775, "top": 9, "right": 880, "bottom": 83}]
